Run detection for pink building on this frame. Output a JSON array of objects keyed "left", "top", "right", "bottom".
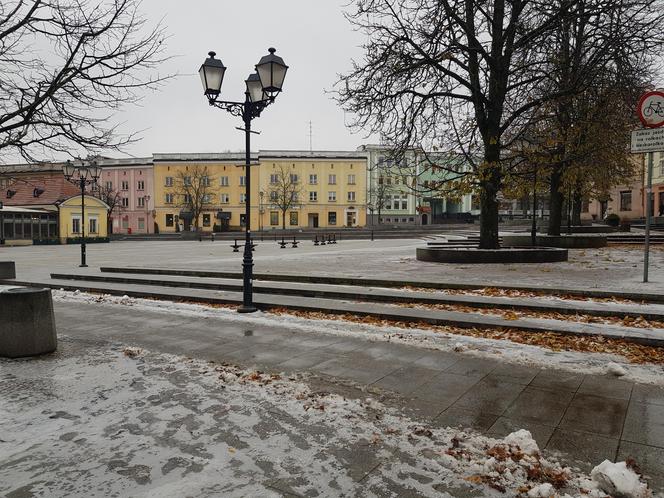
[{"left": 98, "top": 157, "right": 155, "bottom": 235}]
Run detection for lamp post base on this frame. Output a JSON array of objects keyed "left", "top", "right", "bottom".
[
  {"left": 237, "top": 305, "right": 258, "bottom": 314},
  {"left": 79, "top": 264, "right": 88, "bottom": 268}
]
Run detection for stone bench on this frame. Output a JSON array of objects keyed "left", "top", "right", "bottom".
[
  {"left": 0, "top": 261, "right": 16, "bottom": 279},
  {"left": 0, "top": 287, "right": 57, "bottom": 358}
]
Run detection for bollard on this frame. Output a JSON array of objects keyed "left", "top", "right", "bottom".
[
  {"left": 292, "top": 236, "right": 299, "bottom": 248},
  {"left": 231, "top": 239, "right": 240, "bottom": 252},
  {"left": 279, "top": 236, "right": 287, "bottom": 249},
  {"left": 211, "top": 233, "right": 215, "bottom": 242},
  {"left": 332, "top": 233, "right": 337, "bottom": 244},
  {"left": 314, "top": 235, "right": 319, "bottom": 246},
  {"left": 320, "top": 234, "right": 326, "bottom": 245},
  {"left": 371, "top": 230, "right": 374, "bottom": 241}
]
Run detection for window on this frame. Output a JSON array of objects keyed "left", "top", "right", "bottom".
[
  {"left": 165, "top": 214, "right": 174, "bottom": 227},
  {"left": 183, "top": 176, "right": 191, "bottom": 186},
  {"left": 88, "top": 218, "right": 98, "bottom": 234},
  {"left": 138, "top": 218, "right": 145, "bottom": 230},
  {"left": 165, "top": 193, "right": 174, "bottom": 204},
  {"left": 138, "top": 197, "right": 145, "bottom": 207},
  {"left": 328, "top": 212, "right": 337, "bottom": 225},
  {"left": 291, "top": 192, "right": 299, "bottom": 202},
  {"left": 72, "top": 217, "right": 81, "bottom": 234},
  {"left": 309, "top": 191, "right": 318, "bottom": 202},
  {"left": 378, "top": 176, "right": 384, "bottom": 185},
  {"left": 290, "top": 212, "right": 298, "bottom": 226},
  {"left": 582, "top": 200, "right": 590, "bottom": 213},
  {"left": 121, "top": 218, "right": 129, "bottom": 229},
  {"left": 309, "top": 174, "right": 317, "bottom": 184},
  {"left": 348, "top": 191, "right": 356, "bottom": 202},
  {"left": 270, "top": 174, "right": 278, "bottom": 184},
  {"left": 270, "top": 211, "right": 279, "bottom": 225},
  {"left": 137, "top": 180, "right": 145, "bottom": 190},
  {"left": 203, "top": 214, "right": 211, "bottom": 227},
  {"left": 348, "top": 174, "right": 355, "bottom": 185},
  {"left": 121, "top": 197, "right": 129, "bottom": 208},
  {"left": 165, "top": 177, "right": 173, "bottom": 187},
  {"left": 240, "top": 214, "right": 246, "bottom": 226},
  {"left": 290, "top": 174, "right": 299, "bottom": 184},
  {"left": 202, "top": 176, "right": 210, "bottom": 187},
  {"left": 240, "top": 193, "right": 246, "bottom": 203},
  {"left": 240, "top": 176, "right": 246, "bottom": 186},
  {"left": 105, "top": 181, "right": 113, "bottom": 190},
  {"left": 328, "top": 191, "right": 336, "bottom": 202},
  {"left": 620, "top": 191, "right": 632, "bottom": 212},
  {"left": 121, "top": 181, "right": 129, "bottom": 191},
  {"left": 269, "top": 191, "right": 277, "bottom": 202},
  {"left": 203, "top": 194, "right": 213, "bottom": 204},
  {"left": 220, "top": 193, "right": 229, "bottom": 203},
  {"left": 386, "top": 177, "right": 392, "bottom": 185},
  {"left": 220, "top": 176, "right": 229, "bottom": 186},
  {"left": 183, "top": 194, "right": 192, "bottom": 204},
  {"left": 328, "top": 174, "right": 336, "bottom": 185}
]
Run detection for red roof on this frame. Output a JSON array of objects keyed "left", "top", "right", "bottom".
[{"left": 2, "top": 172, "right": 82, "bottom": 207}]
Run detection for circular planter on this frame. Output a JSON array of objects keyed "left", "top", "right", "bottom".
[
  {"left": 538, "top": 226, "right": 615, "bottom": 234},
  {"left": 416, "top": 247, "right": 568, "bottom": 264},
  {"left": 502, "top": 234, "right": 607, "bottom": 249},
  {"left": 0, "top": 287, "right": 57, "bottom": 358}
]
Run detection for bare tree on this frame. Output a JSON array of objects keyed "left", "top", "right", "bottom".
[
  {"left": 367, "top": 178, "right": 392, "bottom": 225},
  {"left": 0, "top": 0, "right": 169, "bottom": 162},
  {"left": 173, "top": 166, "right": 212, "bottom": 231},
  {"left": 265, "top": 165, "right": 305, "bottom": 230},
  {"left": 336, "top": 0, "right": 663, "bottom": 248},
  {"left": 94, "top": 183, "right": 123, "bottom": 232}
]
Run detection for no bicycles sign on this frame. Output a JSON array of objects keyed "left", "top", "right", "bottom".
[
  {"left": 631, "top": 90, "right": 664, "bottom": 153},
  {"left": 637, "top": 90, "right": 664, "bottom": 128}
]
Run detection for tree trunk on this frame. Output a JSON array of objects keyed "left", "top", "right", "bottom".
[
  {"left": 572, "top": 190, "right": 583, "bottom": 225},
  {"left": 547, "top": 166, "right": 564, "bottom": 236},
  {"left": 282, "top": 210, "right": 286, "bottom": 231},
  {"left": 478, "top": 147, "right": 501, "bottom": 249}
]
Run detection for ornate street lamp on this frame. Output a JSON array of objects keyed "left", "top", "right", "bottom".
[
  {"left": 199, "top": 48, "right": 288, "bottom": 313},
  {"left": 62, "top": 159, "right": 101, "bottom": 267}
]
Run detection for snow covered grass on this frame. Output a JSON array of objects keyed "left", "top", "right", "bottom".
[
  {"left": 0, "top": 344, "right": 657, "bottom": 497},
  {"left": 52, "top": 290, "right": 664, "bottom": 386}
]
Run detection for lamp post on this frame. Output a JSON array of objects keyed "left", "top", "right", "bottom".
[
  {"left": 63, "top": 160, "right": 102, "bottom": 267},
  {"left": 143, "top": 195, "right": 151, "bottom": 234},
  {"left": 199, "top": 47, "right": 288, "bottom": 313}
]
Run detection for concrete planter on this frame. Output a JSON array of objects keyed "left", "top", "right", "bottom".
[
  {"left": 0, "top": 261, "right": 16, "bottom": 279},
  {"left": 416, "top": 247, "right": 568, "bottom": 264},
  {"left": 502, "top": 234, "right": 607, "bottom": 249},
  {"left": 0, "top": 287, "right": 57, "bottom": 358},
  {"left": 538, "top": 226, "right": 616, "bottom": 234}
]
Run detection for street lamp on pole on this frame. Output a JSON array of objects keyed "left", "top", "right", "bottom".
[
  {"left": 62, "top": 159, "right": 102, "bottom": 267},
  {"left": 199, "top": 48, "right": 288, "bottom": 313},
  {"left": 143, "top": 195, "right": 151, "bottom": 234}
]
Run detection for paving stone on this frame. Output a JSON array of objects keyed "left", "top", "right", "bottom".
[
  {"left": 577, "top": 375, "right": 634, "bottom": 401},
  {"left": 485, "top": 363, "right": 540, "bottom": 385},
  {"left": 443, "top": 357, "right": 498, "bottom": 378},
  {"left": 431, "top": 406, "right": 499, "bottom": 432},
  {"left": 410, "top": 352, "right": 459, "bottom": 371},
  {"left": 559, "top": 393, "right": 628, "bottom": 438},
  {"left": 277, "top": 351, "right": 339, "bottom": 371},
  {"left": 530, "top": 369, "right": 585, "bottom": 392},
  {"left": 631, "top": 383, "right": 664, "bottom": 406},
  {"left": 502, "top": 386, "right": 573, "bottom": 426},
  {"left": 410, "top": 372, "right": 478, "bottom": 407},
  {"left": 622, "top": 402, "right": 664, "bottom": 448},
  {"left": 617, "top": 441, "right": 664, "bottom": 492},
  {"left": 546, "top": 429, "right": 620, "bottom": 473},
  {"left": 487, "top": 417, "right": 555, "bottom": 448},
  {"left": 452, "top": 377, "right": 526, "bottom": 414},
  {"left": 371, "top": 366, "right": 443, "bottom": 396}
]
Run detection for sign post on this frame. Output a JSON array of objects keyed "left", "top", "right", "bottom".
[{"left": 632, "top": 90, "right": 664, "bottom": 283}]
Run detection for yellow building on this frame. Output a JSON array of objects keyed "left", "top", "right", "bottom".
[
  {"left": 258, "top": 151, "right": 367, "bottom": 229},
  {"left": 152, "top": 153, "right": 260, "bottom": 233},
  {"left": 57, "top": 195, "right": 110, "bottom": 243}
]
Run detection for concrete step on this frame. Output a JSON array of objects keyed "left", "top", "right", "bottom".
[
  {"left": 47, "top": 271, "right": 664, "bottom": 320},
  {"left": 98, "top": 266, "right": 664, "bottom": 304},
  {"left": 2, "top": 276, "right": 662, "bottom": 346}
]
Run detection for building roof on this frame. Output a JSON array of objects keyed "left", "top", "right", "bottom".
[
  {"left": 153, "top": 152, "right": 253, "bottom": 162},
  {"left": 2, "top": 172, "right": 81, "bottom": 207},
  {"left": 0, "top": 205, "right": 50, "bottom": 214},
  {"left": 259, "top": 150, "right": 367, "bottom": 160},
  {"left": 97, "top": 157, "right": 153, "bottom": 168}
]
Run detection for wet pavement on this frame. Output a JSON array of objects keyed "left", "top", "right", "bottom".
[{"left": 45, "top": 299, "right": 664, "bottom": 492}]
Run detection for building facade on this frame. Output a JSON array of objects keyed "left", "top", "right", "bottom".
[
  {"left": 152, "top": 153, "right": 260, "bottom": 233},
  {"left": 97, "top": 157, "right": 154, "bottom": 235},
  {"left": 57, "top": 195, "right": 110, "bottom": 243},
  {"left": 258, "top": 151, "right": 367, "bottom": 230}
]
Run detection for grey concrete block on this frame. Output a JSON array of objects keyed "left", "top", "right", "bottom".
[
  {"left": 0, "top": 261, "right": 16, "bottom": 279},
  {"left": 0, "top": 287, "right": 57, "bottom": 358}
]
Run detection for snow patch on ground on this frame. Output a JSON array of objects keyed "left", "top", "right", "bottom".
[
  {"left": 51, "top": 290, "right": 664, "bottom": 386},
  {"left": 0, "top": 343, "right": 657, "bottom": 497},
  {"left": 591, "top": 460, "right": 651, "bottom": 498}
]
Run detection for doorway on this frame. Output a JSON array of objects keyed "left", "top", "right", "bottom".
[
  {"left": 421, "top": 213, "right": 428, "bottom": 225},
  {"left": 346, "top": 210, "right": 357, "bottom": 227},
  {"left": 308, "top": 213, "right": 319, "bottom": 228},
  {"left": 659, "top": 191, "right": 664, "bottom": 217}
]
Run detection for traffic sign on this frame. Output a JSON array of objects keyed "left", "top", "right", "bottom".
[
  {"left": 631, "top": 128, "right": 664, "bottom": 153},
  {"left": 637, "top": 90, "right": 664, "bottom": 128}
]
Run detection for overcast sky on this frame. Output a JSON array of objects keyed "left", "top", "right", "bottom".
[{"left": 112, "top": 0, "right": 375, "bottom": 158}]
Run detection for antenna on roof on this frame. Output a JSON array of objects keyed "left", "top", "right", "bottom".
[{"left": 308, "top": 121, "right": 313, "bottom": 154}]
